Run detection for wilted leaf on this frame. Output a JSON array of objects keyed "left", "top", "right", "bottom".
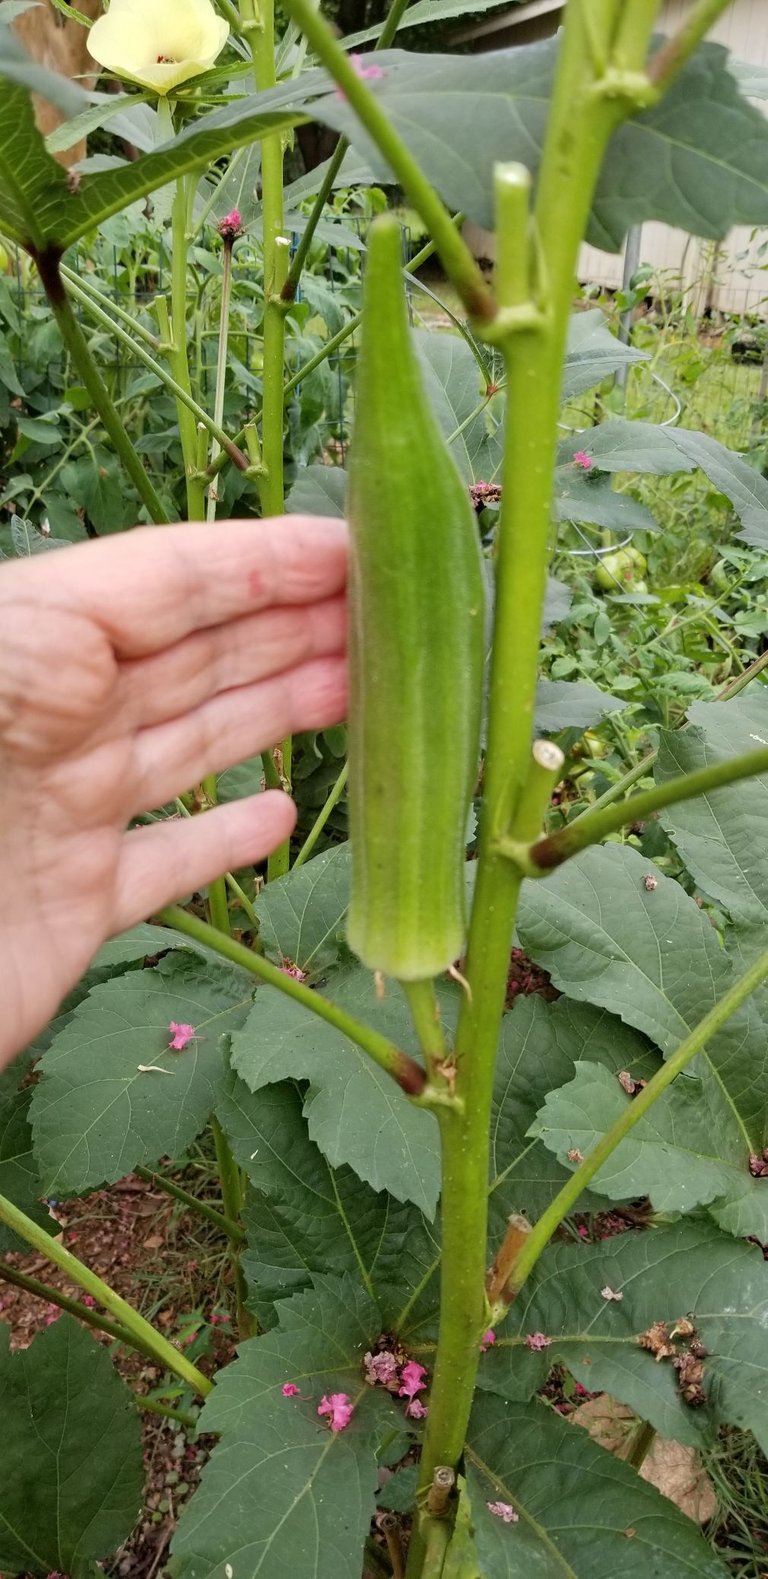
[{"left": 0, "top": 1317, "right": 143, "bottom": 1575}]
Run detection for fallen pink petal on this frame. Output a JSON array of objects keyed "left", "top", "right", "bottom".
[
  {"left": 364, "top": 1349, "right": 399, "bottom": 1387},
  {"left": 335, "top": 52, "right": 386, "bottom": 98},
  {"left": 399, "top": 1360, "right": 428, "bottom": 1399},
  {"left": 524, "top": 1332, "right": 551, "bottom": 1351},
  {"left": 487, "top": 1501, "right": 519, "bottom": 1523},
  {"left": 317, "top": 1392, "right": 354, "bottom": 1432},
  {"left": 168, "top": 1021, "right": 196, "bottom": 1051},
  {"left": 480, "top": 1329, "right": 496, "bottom": 1352},
  {"left": 281, "top": 1383, "right": 301, "bottom": 1397},
  {"left": 405, "top": 1397, "right": 428, "bottom": 1420},
  {"left": 573, "top": 450, "right": 593, "bottom": 469}
]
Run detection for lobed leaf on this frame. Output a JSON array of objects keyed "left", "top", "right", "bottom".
[{"left": 171, "top": 1276, "right": 400, "bottom": 1579}]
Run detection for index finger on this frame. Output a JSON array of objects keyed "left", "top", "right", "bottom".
[{"left": 10, "top": 515, "right": 348, "bottom": 659}]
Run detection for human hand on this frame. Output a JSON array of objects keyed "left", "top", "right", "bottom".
[{"left": 0, "top": 516, "right": 347, "bottom": 1066}]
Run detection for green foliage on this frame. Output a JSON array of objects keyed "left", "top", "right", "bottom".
[
  {"left": 3, "top": 6, "right": 768, "bottom": 1578},
  {"left": 0, "top": 1317, "right": 143, "bottom": 1576}
]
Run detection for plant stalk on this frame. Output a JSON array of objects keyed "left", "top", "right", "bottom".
[
  {"left": 34, "top": 253, "right": 169, "bottom": 524},
  {"left": 171, "top": 174, "right": 207, "bottom": 522},
  {"left": 647, "top": 0, "right": 733, "bottom": 92},
  {"left": 210, "top": 1114, "right": 252, "bottom": 1338},
  {"left": 281, "top": 0, "right": 495, "bottom": 323},
  {"left": 0, "top": 1193, "right": 212, "bottom": 1394},
  {"left": 292, "top": 760, "right": 349, "bottom": 868},
  {"left": 528, "top": 741, "right": 768, "bottom": 871},
  {"left": 407, "top": 8, "right": 647, "bottom": 1570},
  {"left": 0, "top": 1260, "right": 155, "bottom": 1356},
  {"left": 207, "top": 236, "right": 237, "bottom": 520},
  {"left": 134, "top": 1166, "right": 245, "bottom": 1243}
]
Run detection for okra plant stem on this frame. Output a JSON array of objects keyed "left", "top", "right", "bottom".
[
  {"left": 243, "top": 0, "right": 293, "bottom": 879},
  {"left": 408, "top": 6, "right": 655, "bottom": 1568},
  {"left": 35, "top": 255, "right": 169, "bottom": 525}
]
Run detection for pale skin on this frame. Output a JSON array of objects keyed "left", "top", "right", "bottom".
[{"left": 0, "top": 515, "right": 348, "bottom": 1069}]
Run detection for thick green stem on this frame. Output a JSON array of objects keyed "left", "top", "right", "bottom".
[
  {"left": 208, "top": 238, "right": 237, "bottom": 520},
  {"left": 293, "top": 761, "right": 349, "bottom": 868},
  {"left": 0, "top": 1261, "right": 154, "bottom": 1356},
  {"left": 407, "top": 10, "right": 643, "bottom": 1571},
  {"left": 158, "top": 905, "right": 428, "bottom": 1097},
  {"left": 134, "top": 1165, "right": 245, "bottom": 1243},
  {"left": 35, "top": 254, "right": 169, "bottom": 524},
  {"left": 243, "top": 0, "right": 292, "bottom": 878},
  {"left": 502, "top": 943, "right": 768, "bottom": 1302},
  {"left": 0, "top": 1192, "right": 211, "bottom": 1395},
  {"left": 282, "top": 0, "right": 495, "bottom": 323},
  {"left": 528, "top": 742, "right": 768, "bottom": 871}
]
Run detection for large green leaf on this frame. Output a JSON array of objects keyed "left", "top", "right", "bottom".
[
  {"left": 0, "top": 1071, "right": 53, "bottom": 1252},
  {"left": 481, "top": 1223, "right": 768, "bottom": 1454},
  {"left": 534, "top": 679, "right": 626, "bottom": 734},
  {"left": 0, "top": 1316, "right": 143, "bottom": 1577},
  {"left": 519, "top": 844, "right": 768, "bottom": 1224},
  {"left": 30, "top": 953, "right": 253, "bottom": 1195},
  {"left": 561, "top": 309, "right": 649, "bottom": 399},
  {"left": 518, "top": 843, "right": 730, "bottom": 1053},
  {"left": 230, "top": 961, "right": 440, "bottom": 1215},
  {"left": 0, "top": 59, "right": 317, "bottom": 249},
  {"left": 657, "top": 689, "right": 768, "bottom": 924},
  {"left": 252, "top": 842, "right": 352, "bottom": 975},
  {"left": 490, "top": 996, "right": 658, "bottom": 1234},
  {"left": 466, "top": 1392, "right": 727, "bottom": 1578},
  {"left": 531, "top": 1057, "right": 768, "bottom": 1240},
  {"left": 310, "top": 41, "right": 768, "bottom": 249},
  {"left": 286, "top": 462, "right": 347, "bottom": 519},
  {"left": 414, "top": 330, "right": 504, "bottom": 482},
  {"left": 553, "top": 467, "right": 659, "bottom": 534},
  {"left": 561, "top": 420, "right": 768, "bottom": 545},
  {"left": 342, "top": 0, "right": 520, "bottom": 51},
  {"left": 172, "top": 1276, "right": 400, "bottom": 1579},
  {"left": 218, "top": 1074, "right": 439, "bottom": 1334}
]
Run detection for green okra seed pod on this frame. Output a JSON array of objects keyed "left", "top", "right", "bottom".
[{"left": 346, "top": 214, "right": 486, "bottom": 981}]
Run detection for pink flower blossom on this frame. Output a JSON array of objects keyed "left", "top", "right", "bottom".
[
  {"left": 398, "top": 1360, "right": 428, "bottom": 1400},
  {"left": 480, "top": 1329, "right": 496, "bottom": 1353},
  {"left": 524, "top": 1332, "right": 551, "bottom": 1351},
  {"left": 335, "top": 52, "right": 386, "bottom": 98},
  {"left": 364, "top": 1350, "right": 399, "bottom": 1387},
  {"left": 487, "top": 1501, "right": 518, "bottom": 1523},
  {"left": 282, "top": 1383, "right": 300, "bottom": 1397},
  {"left": 573, "top": 450, "right": 593, "bottom": 470},
  {"left": 405, "top": 1397, "right": 428, "bottom": 1420},
  {"left": 217, "top": 208, "right": 244, "bottom": 240},
  {"left": 318, "top": 1392, "right": 354, "bottom": 1432},
  {"left": 168, "top": 1021, "right": 196, "bottom": 1051}
]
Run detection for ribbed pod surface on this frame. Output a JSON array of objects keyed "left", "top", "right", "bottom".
[{"left": 346, "top": 215, "right": 486, "bottom": 981}]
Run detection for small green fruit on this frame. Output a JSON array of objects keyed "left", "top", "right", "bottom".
[{"left": 594, "top": 546, "right": 646, "bottom": 592}]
